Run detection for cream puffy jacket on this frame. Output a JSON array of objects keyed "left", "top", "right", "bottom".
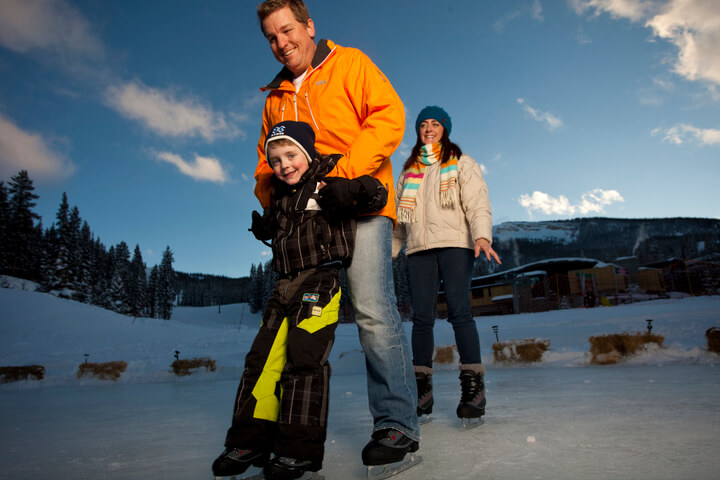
[{"left": 392, "top": 154, "right": 493, "bottom": 258}]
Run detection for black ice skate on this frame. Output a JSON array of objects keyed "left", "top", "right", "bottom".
[
  {"left": 263, "top": 456, "right": 324, "bottom": 480},
  {"left": 456, "top": 368, "right": 486, "bottom": 429},
  {"left": 415, "top": 371, "right": 433, "bottom": 424},
  {"left": 362, "top": 429, "right": 422, "bottom": 479},
  {"left": 212, "top": 447, "right": 269, "bottom": 478}
]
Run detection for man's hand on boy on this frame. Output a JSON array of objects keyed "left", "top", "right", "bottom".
[
  {"left": 318, "top": 176, "right": 388, "bottom": 217},
  {"left": 318, "top": 177, "right": 361, "bottom": 216}
]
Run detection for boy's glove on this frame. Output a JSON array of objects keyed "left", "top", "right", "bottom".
[
  {"left": 317, "top": 177, "right": 362, "bottom": 217},
  {"left": 249, "top": 210, "right": 274, "bottom": 241}
]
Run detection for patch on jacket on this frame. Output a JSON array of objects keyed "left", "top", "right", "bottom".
[
  {"left": 302, "top": 293, "right": 320, "bottom": 302},
  {"left": 311, "top": 305, "right": 323, "bottom": 317}
]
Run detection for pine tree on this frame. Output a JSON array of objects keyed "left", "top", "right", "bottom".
[
  {"left": 76, "top": 222, "right": 93, "bottom": 302},
  {"left": 146, "top": 265, "right": 160, "bottom": 319},
  {"left": 7, "top": 170, "right": 40, "bottom": 280},
  {"left": 0, "top": 181, "right": 9, "bottom": 273},
  {"left": 52, "top": 193, "right": 72, "bottom": 290},
  {"left": 109, "top": 242, "right": 131, "bottom": 314},
  {"left": 128, "top": 245, "right": 147, "bottom": 317},
  {"left": 67, "top": 205, "right": 82, "bottom": 291},
  {"left": 249, "top": 263, "right": 264, "bottom": 313},
  {"left": 157, "top": 246, "right": 176, "bottom": 320},
  {"left": 40, "top": 225, "right": 61, "bottom": 291},
  {"left": 90, "top": 238, "right": 112, "bottom": 309}
]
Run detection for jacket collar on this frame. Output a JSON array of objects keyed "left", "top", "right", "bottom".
[{"left": 262, "top": 39, "right": 334, "bottom": 91}]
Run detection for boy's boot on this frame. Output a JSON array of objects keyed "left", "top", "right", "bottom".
[
  {"left": 211, "top": 447, "right": 269, "bottom": 477},
  {"left": 263, "top": 456, "right": 322, "bottom": 480}
]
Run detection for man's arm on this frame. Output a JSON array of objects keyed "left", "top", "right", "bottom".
[
  {"left": 330, "top": 49, "right": 404, "bottom": 180},
  {"left": 253, "top": 104, "right": 275, "bottom": 209}
]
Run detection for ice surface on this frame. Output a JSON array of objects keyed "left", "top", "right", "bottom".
[{"left": 1, "top": 282, "right": 720, "bottom": 479}]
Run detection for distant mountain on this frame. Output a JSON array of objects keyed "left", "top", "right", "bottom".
[{"left": 479, "top": 217, "right": 720, "bottom": 275}]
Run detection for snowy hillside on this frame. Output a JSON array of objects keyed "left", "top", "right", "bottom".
[
  {"left": 493, "top": 221, "right": 578, "bottom": 244},
  {"left": 1, "top": 282, "right": 720, "bottom": 479}
]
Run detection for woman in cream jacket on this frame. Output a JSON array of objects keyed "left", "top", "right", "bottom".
[{"left": 392, "top": 106, "right": 501, "bottom": 426}]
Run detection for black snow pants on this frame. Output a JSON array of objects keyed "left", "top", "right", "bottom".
[{"left": 224, "top": 266, "right": 340, "bottom": 465}]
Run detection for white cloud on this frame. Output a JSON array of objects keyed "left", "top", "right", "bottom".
[
  {"left": 105, "top": 82, "right": 240, "bottom": 142},
  {"left": 646, "top": 0, "right": 720, "bottom": 88},
  {"left": 531, "top": 0, "right": 545, "bottom": 21},
  {"left": 0, "top": 0, "right": 102, "bottom": 58},
  {"left": 572, "top": 0, "right": 720, "bottom": 89},
  {"left": 494, "top": 1, "right": 544, "bottom": 32},
  {"left": 577, "top": 26, "right": 593, "bottom": 44},
  {"left": 569, "top": 0, "right": 656, "bottom": 22},
  {"left": 578, "top": 188, "right": 626, "bottom": 214},
  {"left": 154, "top": 151, "right": 230, "bottom": 184},
  {"left": 519, "top": 188, "right": 624, "bottom": 216},
  {"left": 0, "top": 112, "right": 75, "bottom": 180},
  {"left": 652, "top": 123, "right": 720, "bottom": 146},
  {"left": 517, "top": 98, "right": 564, "bottom": 131}
]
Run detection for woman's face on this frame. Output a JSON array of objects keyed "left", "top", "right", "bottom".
[{"left": 418, "top": 119, "right": 444, "bottom": 145}]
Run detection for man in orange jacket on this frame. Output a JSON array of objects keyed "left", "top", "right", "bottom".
[{"left": 215, "top": 0, "right": 420, "bottom": 477}]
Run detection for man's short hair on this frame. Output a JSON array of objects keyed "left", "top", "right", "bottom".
[{"left": 257, "top": 0, "right": 311, "bottom": 27}]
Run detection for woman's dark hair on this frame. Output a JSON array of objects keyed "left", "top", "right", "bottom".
[{"left": 403, "top": 126, "right": 462, "bottom": 171}]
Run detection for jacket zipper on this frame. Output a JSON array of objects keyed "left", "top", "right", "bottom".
[{"left": 304, "top": 91, "right": 319, "bottom": 130}]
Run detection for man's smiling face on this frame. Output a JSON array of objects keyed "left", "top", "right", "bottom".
[{"left": 262, "top": 6, "right": 316, "bottom": 77}]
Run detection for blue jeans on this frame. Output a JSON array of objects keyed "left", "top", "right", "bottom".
[
  {"left": 408, "top": 247, "right": 481, "bottom": 368},
  {"left": 346, "top": 216, "right": 419, "bottom": 441}
]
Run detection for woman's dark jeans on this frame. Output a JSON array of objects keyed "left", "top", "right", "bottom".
[{"left": 408, "top": 247, "right": 481, "bottom": 368}]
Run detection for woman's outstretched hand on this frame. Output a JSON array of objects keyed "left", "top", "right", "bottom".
[{"left": 475, "top": 238, "right": 501, "bottom": 264}]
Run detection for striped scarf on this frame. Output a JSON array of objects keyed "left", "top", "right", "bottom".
[{"left": 397, "top": 143, "right": 458, "bottom": 224}]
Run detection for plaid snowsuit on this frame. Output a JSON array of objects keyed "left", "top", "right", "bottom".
[{"left": 225, "top": 154, "right": 385, "bottom": 465}]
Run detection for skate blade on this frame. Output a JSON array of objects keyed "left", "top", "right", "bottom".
[
  {"left": 219, "top": 471, "right": 323, "bottom": 480},
  {"left": 461, "top": 417, "right": 484, "bottom": 429},
  {"left": 367, "top": 453, "right": 423, "bottom": 480},
  {"left": 214, "top": 465, "right": 263, "bottom": 480},
  {"left": 418, "top": 414, "right": 432, "bottom": 425}
]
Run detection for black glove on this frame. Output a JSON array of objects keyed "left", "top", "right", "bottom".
[
  {"left": 317, "top": 177, "right": 362, "bottom": 217},
  {"left": 354, "top": 175, "right": 388, "bottom": 214},
  {"left": 249, "top": 210, "right": 274, "bottom": 242}
]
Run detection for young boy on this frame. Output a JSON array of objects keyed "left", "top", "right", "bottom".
[{"left": 212, "top": 121, "right": 387, "bottom": 480}]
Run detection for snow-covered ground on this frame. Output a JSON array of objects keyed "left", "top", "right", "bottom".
[{"left": 1, "top": 278, "right": 720, "bottom": 479}]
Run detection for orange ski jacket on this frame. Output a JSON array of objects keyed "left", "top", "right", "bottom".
[{"left": 254, "top": 39, "right": 405, "bottom": 223}]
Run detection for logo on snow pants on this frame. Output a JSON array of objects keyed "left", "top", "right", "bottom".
[{"left": 302, "top": 293, "right": 320, "bottom": 302}]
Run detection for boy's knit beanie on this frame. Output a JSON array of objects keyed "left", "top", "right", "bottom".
[
  {"left": 265, "top": 121, "right": 316, "bottom": 165},
  {"left": 415, "top": 106, "right": 452, "bottom": 135}
]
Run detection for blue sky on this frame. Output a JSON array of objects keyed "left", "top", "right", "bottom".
[{"left": 1, "top": 0, "right": 718, "bottom": 278}]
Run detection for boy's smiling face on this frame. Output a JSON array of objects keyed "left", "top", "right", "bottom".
[{"left": 268, "top": 142, "right": 310, "bottom": 185}]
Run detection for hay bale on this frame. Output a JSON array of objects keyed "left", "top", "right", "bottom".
[
  {"left": 433, "top": 345, "right": 456, "bottom": 365},
  {"left": 0, "top": 365, "right": 45, "bottom": 383},
  {"left": 493, "top": 339, "right": 550, "bottom": 363},
  {"left": 77, "top": 361, "right": 127, "bottom": 381},
  {"left": 706, "top": 327, "right": 720, "bottom": 354},
  {"left": 588, "top": 332, "right": 664, "bottom": 365},
  {"left": 171, "top": 357, "right": 216, "bottom": 376}
]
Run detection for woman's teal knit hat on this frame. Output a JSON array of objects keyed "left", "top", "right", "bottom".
[{"left": 415, "top": 106, "right": 452, "bottom": 135}]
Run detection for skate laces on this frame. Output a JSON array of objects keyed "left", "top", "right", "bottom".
[{"left": 459, "top": 372, "right": 483, "bottom": 403}]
